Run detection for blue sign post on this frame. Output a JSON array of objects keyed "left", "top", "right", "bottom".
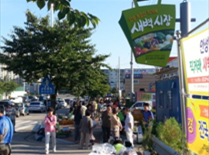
[{"left": 39, "top": 76, "right": 55, "bottom": 95}]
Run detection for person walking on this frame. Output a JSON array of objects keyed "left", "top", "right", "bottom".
[
  {"left": 101, "top": 105, "right": 112, "bottom": 143},
  {"left": 80, "top": 102, "right": 87, "bottom": 117},
  {"left": 86, "top": 104, "right": 94, "bottom": 119},
  {"left": 111, "top": 108, "right": 122, "bottom": 138},
  {"left": 10, "top": 104, "right": 16, "bottom": 133},
  {"left": 0, "top": 105, "right": 13, "bottom": 155},
  {"left": 79, "top": 111, "right": 93, "bottom": 149},
  {"left": 74, "top": 106, "right": 82, "bottom": 143},
  {"left": 44, "top": 107, "right": 57, "bottom": 154},
  {"left": 124, "top": 108, "right": 134, "bottom": 147},
  {"left": 142, "top": 103, "right": 154, "bottom": 127}
]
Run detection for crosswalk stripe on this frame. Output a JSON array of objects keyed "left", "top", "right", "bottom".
[
  {"left": 15, "top": 120, "right": 38, "bottom": 131},
  {"left": 16, "top": 120, "right": 32, "bottom": 127}
]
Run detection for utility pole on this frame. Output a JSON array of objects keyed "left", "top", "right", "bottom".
[
  {"left": 51, "top": 3, "right": 54, "bottom": 27},
  {"left": 130, "top": 1, "right": 135, "bottom": 102},
  {"left": 118, "top": 57, "right": 121, "bottom": 101},
  {"left": 176, "top": 1, "right": 196, "bottom": 37},
  {"left": 175, "top": 1, "right": 195, "bottom": 153}
]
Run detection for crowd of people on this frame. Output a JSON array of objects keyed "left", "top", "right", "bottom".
[
  {"left": 68, "top": 97, "right": 136, "bottom": 153},
  {"left": 0, "top": 97, "right": 154, "bottom": 155}
]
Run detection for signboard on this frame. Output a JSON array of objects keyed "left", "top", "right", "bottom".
[
  {"left": 125, "top": 69, "right": 156, "bottom": 75},
  {"left": 181, "top": 28, "right": 209, "bottom": 154},
  {"left": 181, "top": 28, "right": 209, "bottom": 96},
  {"left": 39, "top": 76, "right": 55, "bottom": 94},
  {"left": 186, "top": 98, "right": 209, "bottom": 155},
  {"left": 119, "top": 0, "right": 175, "bottom": 67},
  {"left": 136, "top": 92, "right": 156, "bottom": 107}
]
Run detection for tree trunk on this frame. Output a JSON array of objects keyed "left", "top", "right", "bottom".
[{"left": 50, "top": 88, "right": 58, "bottom": 114}]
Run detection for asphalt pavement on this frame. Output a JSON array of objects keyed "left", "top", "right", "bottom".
[{"left": 11, "top": 107, "right": 92, "bottom": 155}]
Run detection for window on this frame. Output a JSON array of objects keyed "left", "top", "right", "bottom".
[
  {"left": 137, "top": 102, "right": 143, "bottom": 107},
  {"left": 134, "top": 80, "right": 139, "bottom": 84},
  {"left": 167, "top": 91, "right": 172, "bottom": 109}
]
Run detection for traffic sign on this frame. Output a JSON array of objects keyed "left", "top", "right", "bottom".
[{"left": 39, "top": 76, "right": 55, "bottom": 94}]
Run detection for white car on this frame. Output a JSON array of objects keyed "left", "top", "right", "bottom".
[
  {"left": 58, "top": 99, "right": 67, "bottom": 108},
  {"left": 10, "top": 97, "right": 23, "bottom": 103},
  {"left": 130, "top": 101, "right": 152, "bottom": 112}
]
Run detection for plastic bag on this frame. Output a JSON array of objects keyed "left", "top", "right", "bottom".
[
  {"left": 117, "top": 149, "right": 138, "bottom": 155},
  {"left": 89, "top": 143, "right": 116, "bottom": 155}
]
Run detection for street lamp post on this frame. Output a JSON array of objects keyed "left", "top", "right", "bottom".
[{"left": 130, "top": 0, "right": 148, "bottom": 102}]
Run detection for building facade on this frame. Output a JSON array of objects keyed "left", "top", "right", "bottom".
[
  {"left": 124, "top": 69, "right": 156, "bottom": 95},
  {"left": 102, "top": 69, "right": 125, "bottom": 90}
]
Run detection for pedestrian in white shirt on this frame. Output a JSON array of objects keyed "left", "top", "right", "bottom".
[{"left": 124, "top": 108, "right": 134, "bottom": 147}]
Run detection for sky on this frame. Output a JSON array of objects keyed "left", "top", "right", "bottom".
[{"left": 0, "top": 0, "right": 209, "bottom": 69}]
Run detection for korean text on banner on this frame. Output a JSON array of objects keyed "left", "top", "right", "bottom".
[
  {"left": 181, "top": 28, "right": 209, "bottom": 96},
  {"left": 186, "top": 98, "right": 209, "bottom": 155},
  {"left": 119, "top": 2, "right": 175, "bottom": 67}
]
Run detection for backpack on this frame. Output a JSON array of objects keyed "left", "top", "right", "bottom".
[{"left": 37, "top": 128, "right": 45, "bottom": 135}]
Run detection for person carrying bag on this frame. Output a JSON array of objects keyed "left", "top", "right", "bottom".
[{"left": 44, "top": 107, "right": 57, "bottom": 154}]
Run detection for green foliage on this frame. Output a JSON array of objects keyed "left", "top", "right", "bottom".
[
  {"left": 110, "top": 87, "right": 117, "bottom": 94},
  {"left": 26, "top": 0, "right": 100, "bottom": 27},
  {"left": 156, "top": 117, "right": 185, "bottom": 154},
  {"left": 142, "top": 119, "right": 158, "bottom": 153},
  {"left": 0, "top": 11, "right": 110, "bottom": 109},
  {"left": 0, "top": 80, "right": 19, "bottom": 97}
]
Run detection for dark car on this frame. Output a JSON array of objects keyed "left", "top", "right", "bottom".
[{"left": 0, "top": 100, "right": 20, "bottom": 117}]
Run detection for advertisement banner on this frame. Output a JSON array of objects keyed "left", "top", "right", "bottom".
[
  {"left": 136, "top": 92, "right": 156, "bottom": 107},
  {"left": 125, "top": 69, "right": 156, "bottom": 75},
  {"left": 186, "top": 98, "right": 209, "bottom": 155},
  {"left": 119, "top": 0, "right": 175, "bottom": 67},
  {"left": 181, "top": 28, "right": 209, "bottom": 96}
]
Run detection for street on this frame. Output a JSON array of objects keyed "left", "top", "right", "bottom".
[{"left": 11, "top": 107, "right": 93, "bottom": 155}]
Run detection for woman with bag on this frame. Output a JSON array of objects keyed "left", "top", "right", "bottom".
[{"left": 44, "top": 107, "right": 57, "bottom": 154}]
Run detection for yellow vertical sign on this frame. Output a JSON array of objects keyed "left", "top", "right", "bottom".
[{"left": 181, "top": 28, "right": 209, "bottom": 154}]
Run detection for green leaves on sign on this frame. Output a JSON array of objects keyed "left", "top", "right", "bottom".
[
  {"left": 37, "top": 0, "right": 45, "bottom": 9},
  {"left": 58, "top": 8, "right": 69, "bottom": 20}
]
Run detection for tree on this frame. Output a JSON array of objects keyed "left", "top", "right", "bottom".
[
  {"left": 26, "top": 0, "right": 100, "bottom": 27},
  {"left": 0, "top": 80, "right": 19, "bottom": 98},
  {"left": 111, "top": 87, "right": 117, "bottom": 94},
  {"left": 0, "top": 11, "right": 110, "bottom": 110}
]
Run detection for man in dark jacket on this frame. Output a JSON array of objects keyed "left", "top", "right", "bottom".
[
  {"left": 74, "top": 106, "right": 82, "bottom": 143},
  {"left": 101, "top": 105, "right": 112, "bottom": 143}
]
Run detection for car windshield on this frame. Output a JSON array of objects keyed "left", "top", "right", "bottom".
[
  {"left": 0, "top": 102, "right": 10, "bottom": 108},
  {"left": 15, "top": 103, "right": 22, "bottom": 107}
]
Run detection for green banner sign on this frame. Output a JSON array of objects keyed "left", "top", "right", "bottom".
[{"left": 119, "top": 0, "right": 175, "bottom": 67}]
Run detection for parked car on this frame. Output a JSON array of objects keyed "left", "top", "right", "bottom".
[
  {"left": 15, "top": 103, "right": 29, "bottom": 116},
  {"left": 28, "top": 101, "right": 46, "bottom": 113},
  {"left": 64, "top": 99, "right": 71, "bottom": 105},
  {"left": 57, "top": 99, "right": 67, "bottom": 108},
  {"left": 10, "top": 97, "right": 23, "bottom": 103},
  {"left": 38, "top": 96, "right": 47, "bottom": 101},
  {"left": 0, "top": 100, "right": 20, "bottom": 117},
  {"left": 130, "top": 101, "right": 153, "bottom": 112}
]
